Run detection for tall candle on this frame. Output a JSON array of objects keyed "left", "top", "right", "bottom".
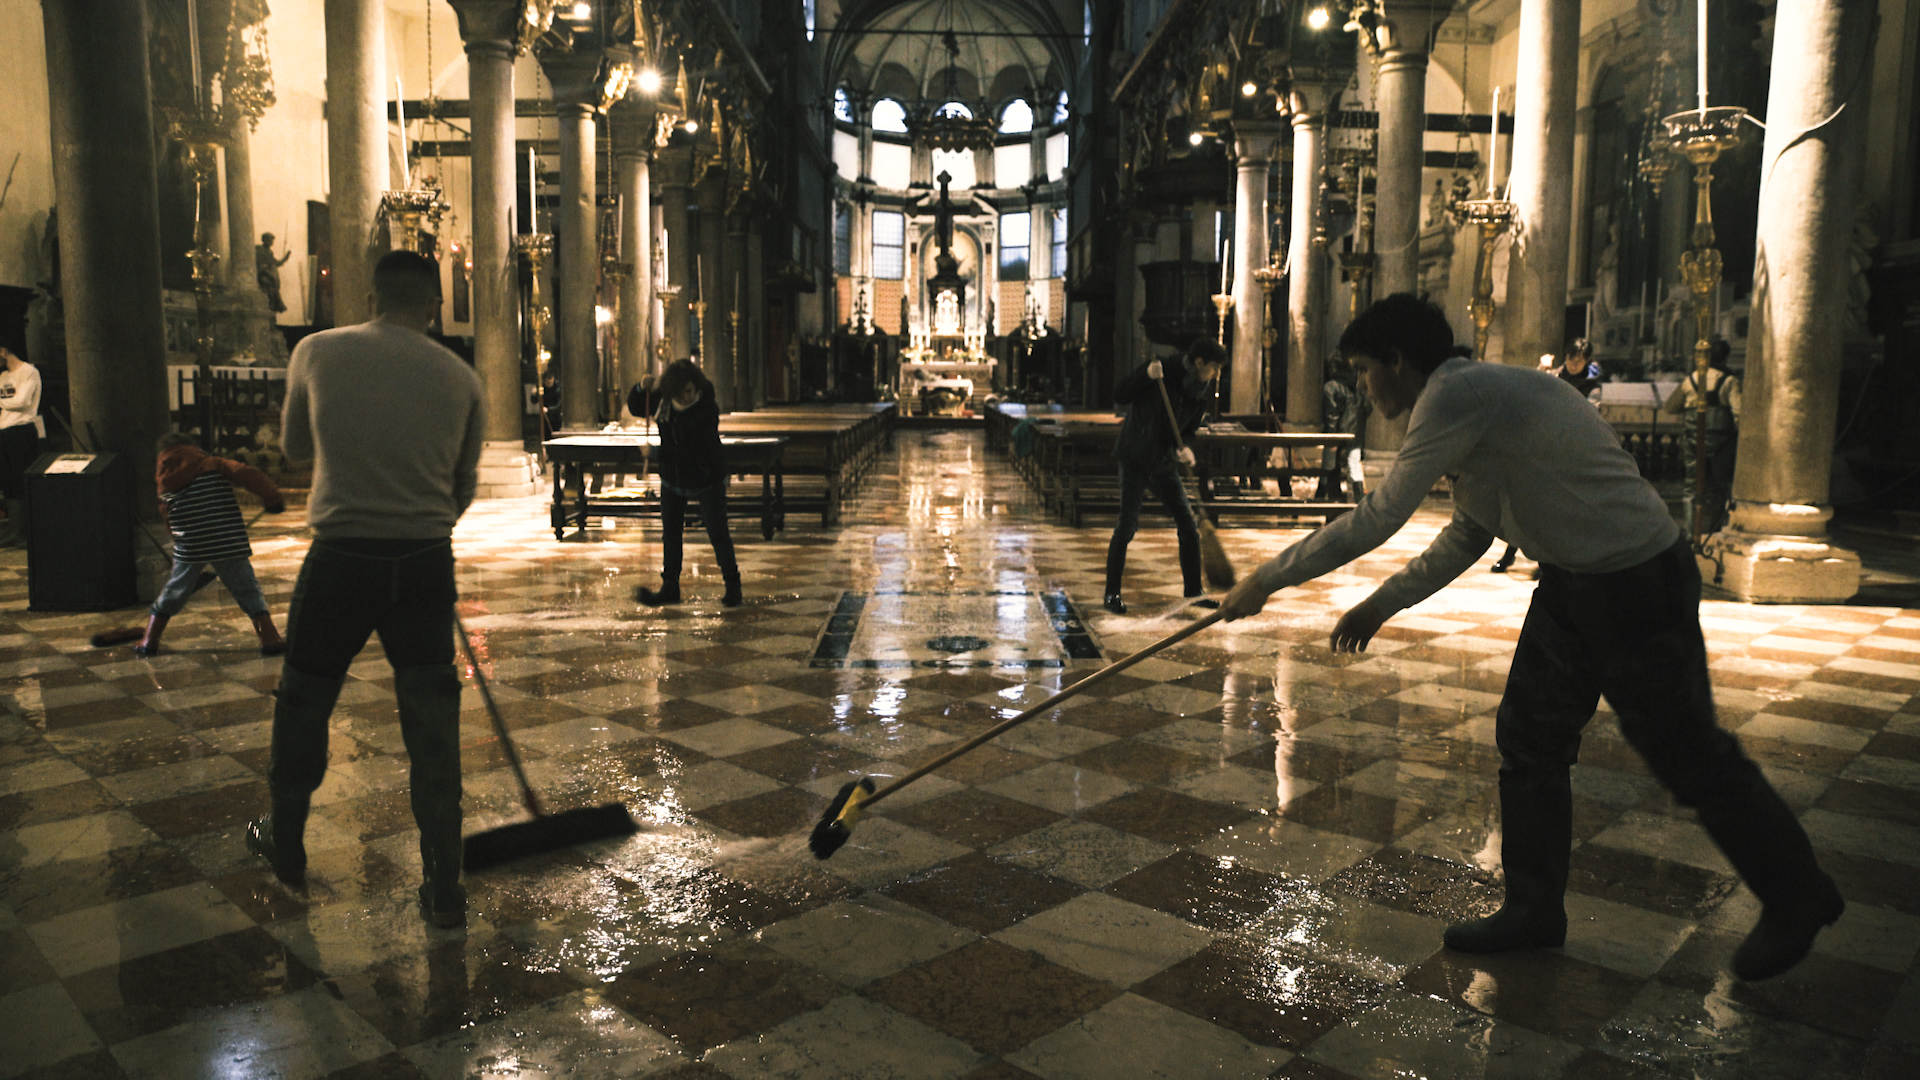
[
  {"left": 395, "top": 76, "right": 410, "bottom": 188},
  {"left": 1488, "top": 86, "right": 1502, "bottom": 198},
  {"left": 1220, "top": 231, "right": 1232, "bottom": 293},
  {"left": 1698, "top": 0, "right": 1709, "bottom": 112},
  {"left": 188, "top": 0, "right": 202, "bottom": 107}
]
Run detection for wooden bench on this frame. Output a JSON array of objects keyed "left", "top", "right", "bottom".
[{"left": 544, "top": 435, "right": 787, "bottom": 540}]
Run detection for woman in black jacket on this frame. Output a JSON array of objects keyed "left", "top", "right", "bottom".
[{"left": 629, "top": 360, "right": 742, "bottom": 607}]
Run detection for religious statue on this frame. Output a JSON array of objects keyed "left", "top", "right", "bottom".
[
  {"left": 256, "top": 232, "right": 292, "bottom": 313},
  {"left": 1426, "top": 177, "right": 1450, "bottom": 229}
]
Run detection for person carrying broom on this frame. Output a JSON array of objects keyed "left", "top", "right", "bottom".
[
  {"left": 245, "top": 251, "right": 486, "bottom": 929},
  {"left": 1103, "top": 337, "right": 1226, "bottom": 615},
  {"left": 1218, "top": 293, "right": 1842, "bottom": 983}
]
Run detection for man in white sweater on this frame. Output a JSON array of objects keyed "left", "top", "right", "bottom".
[
  {"left": 1220, "top": 294, "right": 1842, "bottom": 982},
  {"left": 247, "top": 251, "right": 484, "bottom": 928},
  {"left": 0, "top": 346, "right": 43, "bottom": 547}
]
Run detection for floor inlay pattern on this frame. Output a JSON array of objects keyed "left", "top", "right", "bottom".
[{"left": 1, "top": 430, "right": 1917, "bottom": 1079}]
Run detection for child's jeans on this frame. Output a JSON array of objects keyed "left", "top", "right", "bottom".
[{"left": 151, "top": 556, "right": 268, "bottom": 617}]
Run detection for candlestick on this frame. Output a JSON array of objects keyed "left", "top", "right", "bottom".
[
  {"left": 1697, "top": 0, "right": 1709, "bottom": 113},
  {"left": 1488, "top": 86, "right": 1502, "bottom": 198}
]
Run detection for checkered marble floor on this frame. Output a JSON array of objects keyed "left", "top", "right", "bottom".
[{"left": 2, "top": 429, "right": 1918, "bottom": 1080}]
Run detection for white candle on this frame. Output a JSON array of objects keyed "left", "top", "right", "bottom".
[
  {"left": 188, "top": 0, "right": 202, "bottom": 107},
  {"left": 395, "top": 76, "right": 409, "bottom": 188},
  {"left": 1220, "top": 231, "right": 1232, "bottom": 293},
  {"left": 527, "top": 146, "right": 538, "bottom": 230},
  {"left": 1488, "top": 86, "right": 1502, "bottom": 198},
  {"left": 1698, "top": 0, "right": 1709, "bottom": 112}
]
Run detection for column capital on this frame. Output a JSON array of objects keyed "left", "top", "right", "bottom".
[
  {"left": 448, "top": 0, "right": 522, "bottom": 54},
  {"left": 609, "top": 97, "right": 658, "bottom": 159},
  {"left": 1231, "top": 120, "right": 1284, "bottom": 166},
  {"left": 653, "top": 144, "right": 695, "bottom": 187},
  {"left": 1286, "top": 82, "right": 1340, "bottom": 124},
  {"left": 538, "top": 46, "right": 622, "bottom": 112},
  {"left": 1374, "top": 0, "right": 1451, "bottom": 57}
]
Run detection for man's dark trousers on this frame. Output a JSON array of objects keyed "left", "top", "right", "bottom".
[
  {"left": 268, "top": 538, "right": 463, "bottom": 882},
  {"left": 1493, "top": 537, "right": 1832, "bottom": 920},
  {"left": 1105, "top": 462, "right": 1202, "bottom": 597}
]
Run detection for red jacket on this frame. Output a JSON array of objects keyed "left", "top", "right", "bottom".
[{"left": 155, "top": 445, "right": 284, "bottom": 523}]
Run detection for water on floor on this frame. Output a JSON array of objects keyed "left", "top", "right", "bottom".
[{"left": 1, "top": 430, "right": 1916, "bottom": 1079}]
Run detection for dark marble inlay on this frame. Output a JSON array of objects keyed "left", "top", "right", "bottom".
[
  {"left": 1322, "top": 848, "right": 1502, "bottom": 922},
  {"left": 880, "top": 852, "right": 1083, "bottom": 934},
  {"left": 128, "top": 779, "right": 271, "bottom": 839},
  {"left": 1077, "top": 787, "right": 1252, "bottom": 847},
  {"left": 333, "top": 933, "right": 583, "bottom": 1047},
  {"left": 0, "top": 780, "right": 119, "bottom": 831},
  {"left": 693, "top": 787, "right": 831, "bottom": 838},
  {"left": 1104, "top": 852, "right": 1301, "bottom": 931},
  {"left": 605, "top": 947, "right": 840, "bottom": 1054},
  {"left": 1134, "top": 937, "right": 1387, "bottom": 1050},
  {"left": 862, "top": 938, "right": 1120, "bottom": 1054},
  {"left": 1566, "top": 843, "right": 1738, "bottom": 920},
  {"left": 1068, "top": 740, "right": 1209, "bottom": 785},
  {"left": 887, "top": 788, "right": 1064, "bottom": 849},
  {"left": 64, "top": 927, "right": 323, "bottom": 1043},
  {"left": 1, "top": 841, "right": 206, "bottom": 923},
  {"left": 1403, "top": 946, "right": 1646, "bottom": 1043}
]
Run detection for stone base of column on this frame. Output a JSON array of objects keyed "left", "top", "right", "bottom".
[
  {"left": 474, "top": 440, "right": 543, "bottom": 499},
  {"left": 1704, "top": 502, "right": 1860, "bottom": 603}
]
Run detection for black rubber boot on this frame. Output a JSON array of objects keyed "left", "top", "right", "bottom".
[
  {"left": 637, "top": 581, "right": 681, "bottom": 606},
  {"left": 1445, "top": 772, "right": 1571, "bottom": 953},
  {"left": 395, "top": 665, "right": 466, "bottom": 929},
  {"left": 1693, "top": 767, "right": 1845, "bottom": 980},
  {"left": 722, "top": 580, "right": 743, "bottom": 608},
  {"left": 134, "top": 613, "right": 169, "bottom": 658},
  {"left": 244, "top": 792, "right": 310, "bottom": 887}
]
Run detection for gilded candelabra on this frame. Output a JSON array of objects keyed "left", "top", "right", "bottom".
[
  {"left": 1251, "top": 261, "right": 1285, "bottom": 414},
  {"left": 1448, "top": 197, "right": 1518, "bottom": 361},
  {"left": 514, "top": 233, "right": 554, "bottom": 373},
  {"left": 1661, "top": 104, "right": 1748, "bottom": 544},
  {"left": 168, "top": 112, "right": 228, "bottom": 444},
  {"left": 382, "top": 188, "right": 444, "bottom": 254},
  {"left": 1210, "top": 294, "right": 1235, "bottom": 347},
  {"left": 1336, "top": 251, "right": 1376, "bottom": 323}
]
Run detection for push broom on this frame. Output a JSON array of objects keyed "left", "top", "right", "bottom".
[
  {"left": 1155, "top": 376, "right": 1237, "bottom": 591},
  {"left": 811, "top": 607, "right": 1228, "bottom": 859},
  {"left": 455, "top": 615, "right": 639, "bottom": 870}
]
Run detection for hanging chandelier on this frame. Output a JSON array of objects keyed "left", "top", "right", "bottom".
[{"left": 907, "top": 14, "right": 995, "bottom": 152}]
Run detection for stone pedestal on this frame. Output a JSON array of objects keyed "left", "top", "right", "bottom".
[
  {"left": 1710, "top": 0, "right": 1873, "bottom": 603},
  {"left": 475, "top": 440, "right": 542, "bottom": 498},
  {"left": 1230, "top": 123, "right": 1281, "bottom": 414},
  {"left": 324, "top": 0, "right": 388, "bottom": 326}
]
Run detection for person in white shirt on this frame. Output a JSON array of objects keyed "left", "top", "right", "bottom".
[
  {"left": 1219, "top": 294, "right": 1842, "bottom": 983},
  {"left": 0, "top": 347, "right": 43, "bottom": 548}
]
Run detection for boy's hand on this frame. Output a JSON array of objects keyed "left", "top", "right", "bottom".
[
  {"left": 1330, "top": 600, "right": 1387, "bottom": 653},
  {"left": 1146, "top": 359, "right": 1163, "bottom": 381},
  {"left": 1219, "top": 577, "right": 1271, "bottom": 621},
  {"left": 1174, "top": 447, "right": 1196, "bottom": 468}
]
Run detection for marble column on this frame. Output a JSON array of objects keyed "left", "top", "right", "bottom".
[
  {"left": 1714, "top": 0, "right": 1873, "bottom": 602},
  {"left": 42, "top": 0, "right": 173, "bottom": 595},
  {"left": 1499, "top": 0, "right": 1578, "bottom": 366},
  {"left": 324, "top": 0, "right": 388, "bottom": 326},
  {"left": 1230, "top": 122, "right": 1281, "bottom": 413},
  {"left": 698, "top": 171, "right": 733, "bottom": 408},
  {"left": 610, "top": 98, "right": 655, "bottom": 410},
  {"left": 1373, "top": 2, "right": 1450, "bottom": 297},
  {"left": 1285, "top": 86, "right": 1335, "bottom": 429},
  {"left": 453, "top": 0, "right": 538, "bottom": 496},
  {"left": 540, "top": 52, "right": 603, "bottom": 430},
  {"left": 657, "top": 146, "right": 694, "bottom": 360},
  {"left": 225, "top": 119, "right": 261, "bottom": 299}
]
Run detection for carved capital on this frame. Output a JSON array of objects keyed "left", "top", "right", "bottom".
[{"left": 449, "top": 0, "right": 523, "bottom": 54}]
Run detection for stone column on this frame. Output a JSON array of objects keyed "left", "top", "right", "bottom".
[
  {"left": 657, "top": 146, "right": 694, "bottom": 360},
  {"left": 610, "top": 98, "right": 655, "bottom": 410},
  {"left": 225, "top": 119, "right": 261, "bottom": 299},
  {"left": 1373, "top": 2, "right": 1449, "bottom": 297},
  {"left": 1715, "top": 0, "right": 1872, "bottom": 602},
  {"left": 540, "top": 51, "right": 603, "bottom": 430},
  {"left": 324, "top": 0, "right": 388, "bottom": 326},
  {"left": 747, "top": 223, "right": 766, "bottom": 406},
  {"left": 1499, "top": 0, "right": 1578, "bottom": 366},
  {"left": 699, "top": 171, "right": 733, "bottom": 407},
  {"left": 452, "top": 0, "right": 538, "bottom": 496},
  {"left": 42, "top": 0, "right": 173, "bottom": 595},
  {"left": 1285, "top": 87, "right": 1335, "bottom": 429},
  {"left": 1230, "top": 122, "right": 1281, "bottom": 413}
]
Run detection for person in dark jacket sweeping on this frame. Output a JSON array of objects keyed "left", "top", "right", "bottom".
[
  {"left": 1103, "top": 337, "right": 1225, "bottom": 614},
  {"left": 629, "top": 359, "right": 742, "bottom": 608}
]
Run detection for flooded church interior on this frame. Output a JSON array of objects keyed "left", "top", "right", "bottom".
[{"left": 5, "top": 0, "right": 1920, "bottom": 1076}]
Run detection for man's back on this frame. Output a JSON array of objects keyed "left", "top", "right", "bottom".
[{"left": 283, "top": 322, "right": 485, "bottom": 540}]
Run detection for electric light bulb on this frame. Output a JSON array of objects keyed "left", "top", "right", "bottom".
[
  {"left": 1189, "top": 131, "right": 1204, "bottom": 146},
  {"left": 684, "top": 118, "right": 700, "bottom": 134},
  {"left": 571, "top": 2, "right": 590, "bottom": 19},
  {"left": 637, "top": 68, "right": 662, "bottom": 94},
  {"left": 1307, "top": 7, "right": 1331, "bottom": 29},
  {"left": 1242, "top": 82, "right": 1258, "bottom": 97}
]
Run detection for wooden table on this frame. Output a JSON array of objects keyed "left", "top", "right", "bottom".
[
  {"left": 1192, "top": 430, "right": 1360, "bottom": 521},
  {"left": 543, "top": 434, "right": 787, "bottom": 540}
]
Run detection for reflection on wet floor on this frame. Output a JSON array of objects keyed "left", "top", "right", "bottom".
[{"left": 1, "top": 430, "right": 1917, "bottom": 1079}]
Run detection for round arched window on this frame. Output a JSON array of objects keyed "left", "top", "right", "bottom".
[
  {"left": 935, "top": 101, "right": 973, "bottom": 119},
  {"left": 871, "top": 98, "right": 909, "bottom": 133},
  {"left": 999, "top": 99, "right": 1033, "bottom": 134},
  {"left": 833, "top": 88, "right": 853, "bottom": 123},
  {"left": 1054, "top": 91, "right": 1070, "bottom": 125}
]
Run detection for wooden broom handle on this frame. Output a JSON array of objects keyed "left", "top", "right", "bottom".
[{"left": 866, "top": 608, "right": 1228, "bottom": 806}]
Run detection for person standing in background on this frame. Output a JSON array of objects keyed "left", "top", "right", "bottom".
[
  {"left": 0, "top": 347, "right": 43, "bottom": 549},
  {"left": 1664, "top": 339, "right": 1742, "bottom": 536},
  {"left": 1319, "top": 351, "right": 1369, "bottom": 501}
]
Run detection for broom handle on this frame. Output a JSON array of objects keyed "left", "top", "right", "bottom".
[
  {"left": 1154, "top": 374, "right": 1210, "bottom": 494},
  {"left": 453, "top": 614, "right": 545, "bottom": 817},
  {"left": 866, "top": 608, "right": 1228, "bottom": 807}
]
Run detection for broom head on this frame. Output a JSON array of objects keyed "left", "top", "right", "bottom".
[
  {"left": 463, "top": 802, "right": 638, "bottom": 871},
  {"left": 1196, "top": 518, "right": 1237, "bottom": 589},
  {"left": 809, "top": 777, "right": 876, "bottom": 860},
  {"left": 91, "top": 627, "right": 145, "bottom": 648}
]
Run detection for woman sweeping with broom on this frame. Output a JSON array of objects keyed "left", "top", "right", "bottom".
[{"left": 1103, "top": 337, "right": 1229, "bottom": 614}]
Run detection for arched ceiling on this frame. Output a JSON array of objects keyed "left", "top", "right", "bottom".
[{"left": 824, "top": 0, "right": 1077, "bottom": 108}]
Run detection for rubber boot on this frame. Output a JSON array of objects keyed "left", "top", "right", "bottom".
[
  {"left": 252, "top": 666, "right": 347, "bottom": 886},
  {"left": 636, "top": 579, "right": 681, "bottom": 606},
  {"left": 244, "top": 791, "right": 310, "bottom": 887},
  {"left": 396, "top": 665, "right": 466, "bottom": 928},
  {"left": 1694, "top": 766, "right": 1845, "bottom": 980},
  {"left": 1104, "top": 539, "right": 1127, "bottom": 614},
  {"left": 250, "top": 612, "right": 286, "bottom": 656},
  {"left": 134, "top": 613, "right": 169, "bottom": 658},
  {"left": 722, "top": 580, "right": 743, "bottom": 608},
  {"left": 1445, "top": 771, "right": 1572, "bottom": 953}
]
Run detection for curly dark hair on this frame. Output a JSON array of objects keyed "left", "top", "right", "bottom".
[
  {"left": 655, "top": 358, "right": 715, "bottom": 405},
  {"left": 1337, "top": 293, "right": 1458, "bottom": 375}
]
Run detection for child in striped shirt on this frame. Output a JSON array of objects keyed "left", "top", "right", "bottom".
[{"left": 136, "top": 433, "right": 288, "bottom": 657}]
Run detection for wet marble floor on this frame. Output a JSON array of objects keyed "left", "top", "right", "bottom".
[{"left": 2, "top": 430, "right": 1918, "bottom": 1079}]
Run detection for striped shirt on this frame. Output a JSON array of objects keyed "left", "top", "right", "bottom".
[{"left": 164, "top": 472, "right": 253, "bottom": 563}]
